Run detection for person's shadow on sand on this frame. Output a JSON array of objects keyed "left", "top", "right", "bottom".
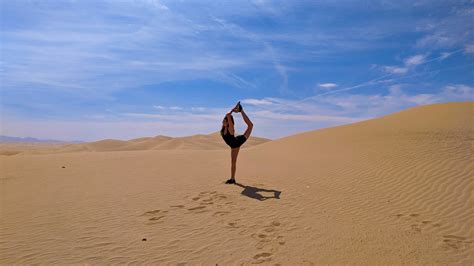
[{"left": 234, "top": 182, "right": 281, "bottom": 201}]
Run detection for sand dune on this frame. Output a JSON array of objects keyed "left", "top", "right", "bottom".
[
  {"left": 0, "top": 142, "right": 66, "bottom": 156},
  {"left": 0, "top": 102, "right": 472, "bottom": 264},
  {"left": 0, "top": 132, "right": 270, "bottom": 154}
]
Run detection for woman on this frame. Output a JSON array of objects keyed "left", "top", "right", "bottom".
[{"left": 221, "top": 101, "right": 253, "bottom": 184}]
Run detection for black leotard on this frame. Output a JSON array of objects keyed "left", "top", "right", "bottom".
[{"left": 222, "top": 129, "right": 247, "bottom": 148}]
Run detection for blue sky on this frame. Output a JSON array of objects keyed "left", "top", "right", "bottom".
[{"left": 1, "top": 0, "right": 473, "bottom": 141}]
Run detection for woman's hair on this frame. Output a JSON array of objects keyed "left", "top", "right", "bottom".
[{"left": 220, "top": 115, "right": 235, "bottom": 136}]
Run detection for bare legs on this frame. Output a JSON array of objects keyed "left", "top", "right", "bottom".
[
  {"left": 231, "top": 147, "right": 240, "bottom": 180},
  {"left": 226, "top": 102, "right": 253, "bottom": 184}
]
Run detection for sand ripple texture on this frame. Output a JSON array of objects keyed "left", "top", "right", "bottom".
[{"left": 1, "top": 102, "right": 473, "bottom": 264}]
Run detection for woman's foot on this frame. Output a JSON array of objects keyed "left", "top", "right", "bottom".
[
  {"left": 225, "top": 178, "right": 236, "bottom": 184},
  {"left": 237, "top": 101, "right": 242, "bottom": 112},
  {"left": 232, "top": 101, "right": 241, "bottom": 113}
]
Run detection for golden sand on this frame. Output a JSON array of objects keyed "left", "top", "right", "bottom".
[{"left": 1, "top": 102, "right": 472, "bottom": 264}]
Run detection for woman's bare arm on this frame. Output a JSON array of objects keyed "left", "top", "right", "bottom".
[{"left": 226, "top": 112, "right": 235, "bottom": 135}]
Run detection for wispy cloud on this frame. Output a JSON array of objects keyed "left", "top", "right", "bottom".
[
  {"left": 320, "top": 60, "right": 473, "bottom": 97},
  {"left": 142, "top": 0, "right": 169, "bottom": 10},
  {"left": 439, "top": 52, "right": 453, "bottom": 60},
  {"left": 1, "top": 1, "right": 270, "bottom": 96},
  {"left": 382, "top": 66, "right": 409, "bottom": 74},
  {"left": 242, "top": 99, "right": 276, "bottom": 106},
  {"left": 382, "top": 53, "right": 425, "bottom": 75},
  {"left": 318, "top": 83, "right": 338, "bottom": 89},
  {"left": 414, "top": 6, "right": 473, "bottom": 50},
  {"left": 404, "top": 54, "right": 426, "bottom": 66}
]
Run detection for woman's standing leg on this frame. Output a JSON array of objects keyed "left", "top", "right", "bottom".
[{"left": 231, "top": 147, "right": 240, "bottom": 180}]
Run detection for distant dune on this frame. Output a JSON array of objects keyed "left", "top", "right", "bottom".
[
  {"left": 57, "top": 132, "right": 271, "bottom": 152},
  {"left": 0, "top": 136, "right": 81, "bottom": 156},
  {"left": 0, "top": 132, "right": 271, "bottom": 155},
  {"left": 1, "top": 102, "right": 472, "bottom": 264},
  {"left": 0, "top": 135, "right": 82, "bottom": 143}
]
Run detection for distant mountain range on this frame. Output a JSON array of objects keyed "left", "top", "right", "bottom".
[{"left": 0, "top": 135, "right": 83, "bottom": 143}]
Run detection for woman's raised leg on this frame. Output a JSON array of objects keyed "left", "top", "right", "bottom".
[{"left": 241, "top": 109, "right": 253, "bottom": 139}]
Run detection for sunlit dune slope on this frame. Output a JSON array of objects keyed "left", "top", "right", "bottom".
[
  {"left": 235, "top": 101, "right": 473, "bottom": 263},
  {"left": 249, "top": 101, "right": 473, "bottom": 153}
]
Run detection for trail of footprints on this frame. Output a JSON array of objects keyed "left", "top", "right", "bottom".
[
  {"left": 395, "top": 213, "right": 472, "bottom": 252},
  {"left": 140, "top": 191, "right": 227, "bottom": 224},
  {"left": 250, "top": 221, "right": 286, "bottom": 264},
  {"left": 140, "top": 190, "right": 285, "bottom": 264}
]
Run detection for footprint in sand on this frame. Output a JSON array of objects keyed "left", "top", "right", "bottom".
[
  {"left": 141, "top": 191, "right": 232, "bottom": 226},
  {"left": 143, "top": 209, "right": 165, "bottom": 216},
  {"left": 213, "top": 211, "right": 230, "bottom": 217},
  {"left": 188, "top": 206, "right": 206, "bottom": 211},
  {"left": 188, "top": 191, "right": 231, "bottom": 210},
  {"left": 395, "top": 213, "right": 442, "bottom": 232},
  {"left": 442, "top": 235, "right": 472, "bottom": 251},
  {"left": 277, "top": 236, "right": 285, "bottom": 245},
  {"left": 141, "top": 209, "right": 170, "bottom": 224},
  {"left": 227, "top": 222, "right": 240, "bottom": 229},
  {"left": 148, "top": 216, "right": 165, "bottom": 224},
  {"left": 253, "top": 252, "right": 272, "bottom": 263},
  {"left": 149, "top": 216, "right": 165, "bottom": 221}
]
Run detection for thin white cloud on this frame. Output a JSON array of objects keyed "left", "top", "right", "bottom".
[
  {"left": 144, "top": 0, "right": 169, "bottom": 10},
  {"left": 241, "top": 98, "right": 275, "bottom": 106},
  {"left": 191, "top": 107, "right": 207, "bottom": 111},
  {"left": 207, "top": 15, "right": 291, "bottom": 94},
  {"left": 326, "top": 61, "right": 473, "bottom": 97},
  {"left": 153, "top": 105, "right": 166, "bottom": 110},
  {"left": 382, "top": 66, "right": 409, "bottom": 74},
  {"left": 415, "top": 7, "right": 473, "bottom": 50},
  {"left": 217, "top": 72, "right": 257, "bottom": 90},
  {"left": 404, "top": 54, "right": 426, "bottom": 66},
  {"left": 439, "top": 52, "right": 452, "bottom": 60},
  {"left": 382, "top": 54, "right": 425, "bottom": 75},
  {"left": 318, "top": 83, "right": 338, "bottom": 89},
  {"left": 154, "top": 105, "right": 206, "bottom": 111},
  {"left": 252, "top": 110, "right": 360, "bottom": 123},
  {"left": 123, "top": 112, "right": 221, "bottom": 120}
]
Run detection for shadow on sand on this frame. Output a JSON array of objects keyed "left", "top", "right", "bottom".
[{"left": 234, "top": 182, "right": 281, "bottom": 201}]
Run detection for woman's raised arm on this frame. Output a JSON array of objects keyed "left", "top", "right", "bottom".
[{"left": 226, "top": 112, "right": 235, "bottom": 135}]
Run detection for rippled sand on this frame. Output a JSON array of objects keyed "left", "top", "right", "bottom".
[{"left": 1, "top": 102, "right": 472, "bottom": 264}]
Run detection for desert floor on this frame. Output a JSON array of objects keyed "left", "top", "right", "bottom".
[{"left": 1, "top": 102, "right": 473, "bottom": 264}]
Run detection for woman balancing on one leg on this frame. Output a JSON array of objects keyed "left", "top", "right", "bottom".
[{"left": 220, "top": 101, "right": 253, "bottom": 184}]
